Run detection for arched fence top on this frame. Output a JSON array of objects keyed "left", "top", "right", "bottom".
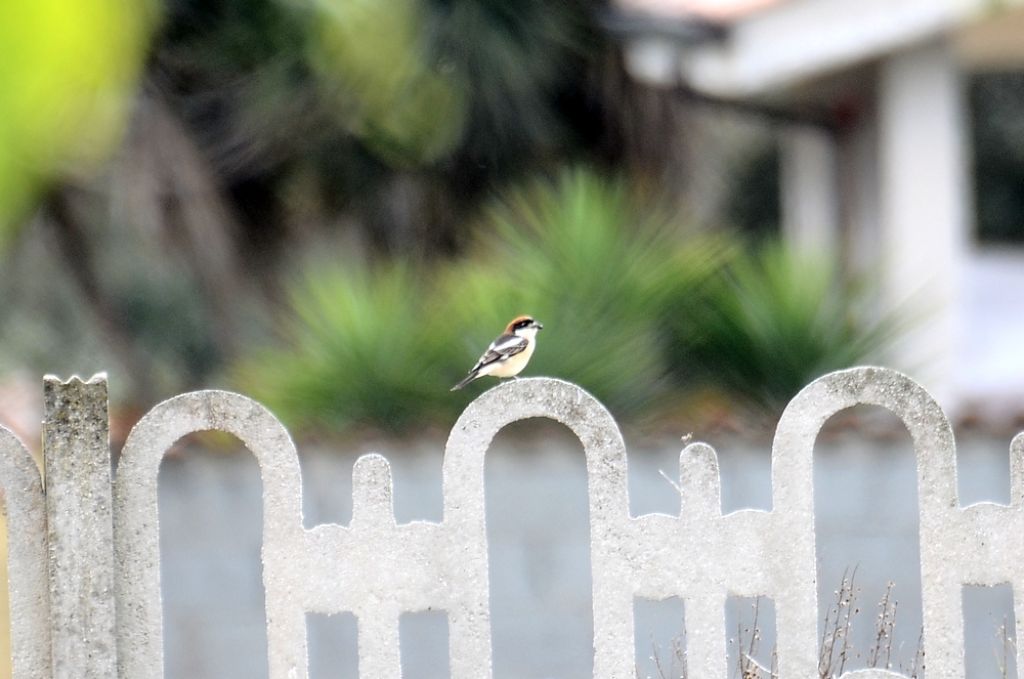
[
  {"left": 772, "top": 366, "right": 958, "bottom": 512},
  {"left": 115, "top": 388, "right": 304, "bottom": 520},
  {"left": 114, "top": 389, "right": 305, "bottom": 679},
  {"left": 443, "top": 376, "right": 630, "bottom": 519}
]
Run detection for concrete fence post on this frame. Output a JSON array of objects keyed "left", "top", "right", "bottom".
[
  {"left": 0, "top": 424, "right": 50, "bottom": 679},
  {"left": 42, "top": 375, "right": 117, "bottom": 678}
]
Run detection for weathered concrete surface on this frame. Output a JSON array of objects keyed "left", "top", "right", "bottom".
[
  {"left": 114, "top": 391, "right": 306, "bottom": 679},
  {"left": 151, "top": 429, "right": 1021, "bottom": 679},
  {"left": 106, "top": 369, "right": 1024, "bottom": 679},
  {"left": 42, "top": 375, "right": 116, "bottom": 679},
  {"left": 0, "top": 425, "right": 50, "bottom": 679}
]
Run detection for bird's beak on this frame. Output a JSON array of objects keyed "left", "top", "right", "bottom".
[{"left": 533, "top": 321, "right": 544, "bottom": 330}]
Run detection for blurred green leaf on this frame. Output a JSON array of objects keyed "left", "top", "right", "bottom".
[
  {"left": 0, "top": 0, "right": 154, "bottom": 236},
  {"left": 307, "top": 0, "right": 466, "bottom": 165},
  {"left": 232, "top": 171, "right": 909, "bottom": 436},
  {"left": 235, "top": 260, "right": 459, "bottom": 432},
  {"left": 422, "top": 0, "right": 595, "bottom": 164},
  {"left": 234, "top": 168, "right": 734, "bottom": 433},
  {"left": 442, "top": 168, "right": 734, "bottom": 417},
  {"left": 667, "top": 241, "right": 906, "bottom": 411}
]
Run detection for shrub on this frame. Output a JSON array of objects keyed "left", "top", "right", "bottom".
[
  {"left": 439, "top": 169, "right": 735, "bottom": 418},
  {"left": 235, "top": 198, "right": 906, "bottom": 435},
  {"left": 665, "top": 241, "right": 904, "bottom": 412},
  {"left": 234, "top": 168, "right": 734, "bottom": 434},
  {"left": 234, "top": 261, "right": 459, "bottom": 433}
]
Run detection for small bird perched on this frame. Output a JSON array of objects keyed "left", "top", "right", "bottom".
[{"left": 451, "top": 315, "right": 544, "bottom": 391}]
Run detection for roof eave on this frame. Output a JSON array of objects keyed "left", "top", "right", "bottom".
[{"left": 625, "top": 0, "right": 1024, "bottom": 99}]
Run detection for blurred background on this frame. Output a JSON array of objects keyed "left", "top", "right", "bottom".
[
  {"left": 1, "top": 0, "right": 1024, "bottom": 677},
  {"left": 2, "top": 0, "right": 1024, "bottom": 432}
]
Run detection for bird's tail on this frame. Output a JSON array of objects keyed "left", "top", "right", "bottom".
[{"left": 450, "top": 372, "right": 478, "bottom": 391}]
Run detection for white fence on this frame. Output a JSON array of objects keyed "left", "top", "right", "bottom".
[{"left": 0, "top": 366, "right": 1021, "bottom": 678}]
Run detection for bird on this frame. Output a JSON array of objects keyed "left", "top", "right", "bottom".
[{"left": 451, "top": 315, "right": 544, "bottom": 391}]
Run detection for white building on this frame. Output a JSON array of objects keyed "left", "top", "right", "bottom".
[{"left": 613, "top": 0, "right": 1024, "bottom": 413}]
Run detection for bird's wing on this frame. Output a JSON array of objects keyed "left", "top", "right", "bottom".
[{"left": 470, "top": 333, "right": 528, "bottom": 372}]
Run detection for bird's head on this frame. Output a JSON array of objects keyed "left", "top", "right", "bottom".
[{"left": 506, "top": 315, "right": 543, "bottom": 338}]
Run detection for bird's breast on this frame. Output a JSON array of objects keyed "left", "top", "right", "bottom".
[{"left": 486, "top": 341, "right": 536, "bottom": 378}]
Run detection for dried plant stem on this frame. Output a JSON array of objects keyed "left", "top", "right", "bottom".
[
  {"left": 995, "top": 616, "right": 1016, "bottom": 679},
  {"left": 645, "top": 572, "right": 1018, "bottom": 679},
  {"left": 647, "top": 629, "right": 688, "bottom": 679},
  {"left": 905, "top": 627, "right": 924, "bottom": 678},
  {"left": 819, "top": 566, "right": 859, "bottom": 678},
  {"left": 868, "top": 581, "right": 898, "bottom": 670}
]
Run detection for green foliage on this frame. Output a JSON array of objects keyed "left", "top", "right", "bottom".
[
  {"left": 234, "top": 173, "right": 903, "bottom": 436},
  {"left": 421, "top": 0, "right": 597, "bottom": 164},
  {"left": 235, "top": 262, "right": 457, "bottom": 433},
  {"left": 0, "top": 0, "right": 154, "bottom": 236},
  {"left": 305, "top": 0, "right": 599, "bottom": 168},
  {"left": 443, "top": 169, "right": 733, "bottom": 417},
  {"left": 667, "top": 241, "right": 902, "bottom": 411},
  {"left": 236, "top": 169, "right": 733, "bottom": 434},
  {"left": 308, "top": 0, "right": 466, "bottom": 165}
]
